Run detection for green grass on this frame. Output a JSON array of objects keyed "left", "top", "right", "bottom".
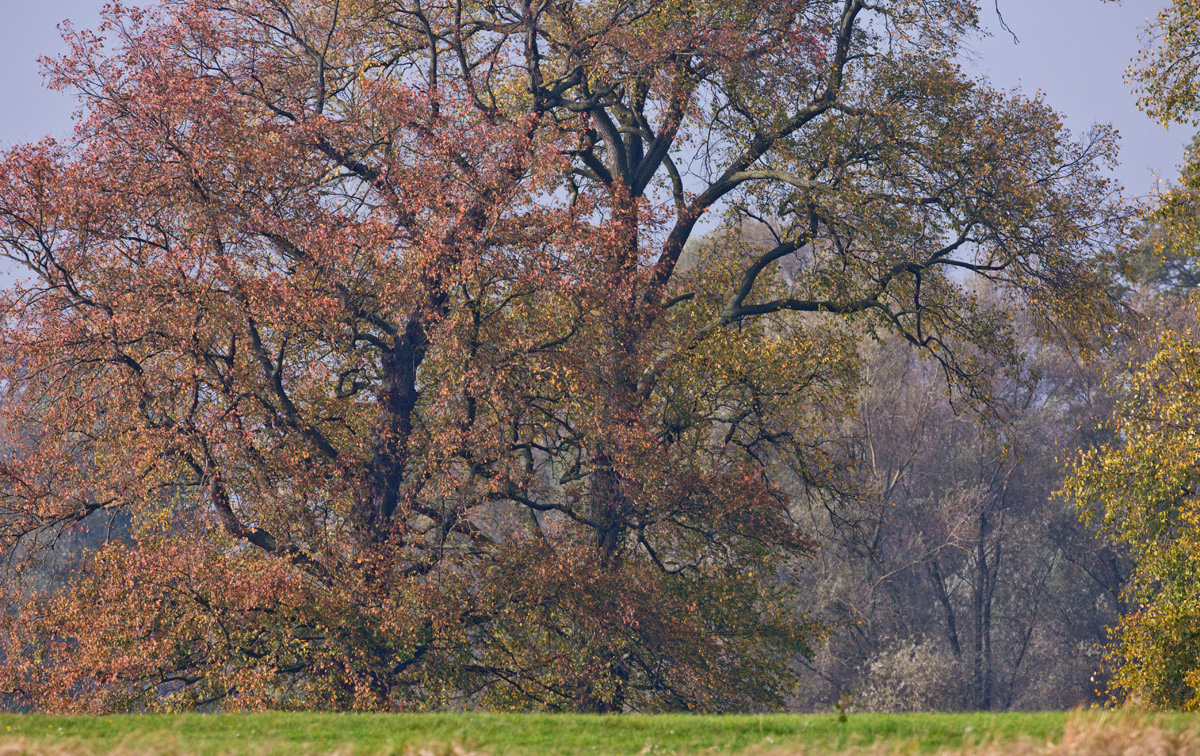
[{"left": 0, "top": 711, "right": 1078, "bottom": 755}]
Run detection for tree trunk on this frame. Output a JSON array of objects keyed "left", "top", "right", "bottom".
[
  {"left": 928, "top": 559, "right": 963, "bottom": 660},
  {"left": 972, "top": 510, "right": 993, "bottom": 710}
]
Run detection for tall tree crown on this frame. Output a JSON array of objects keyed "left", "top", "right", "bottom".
[{"left": 0, "top": 0, "right": 1125, "bottom": 711}]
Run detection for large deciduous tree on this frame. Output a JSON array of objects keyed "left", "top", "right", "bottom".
[{"left": 0, "top": 0, "right": 1123, "bottom": 711}]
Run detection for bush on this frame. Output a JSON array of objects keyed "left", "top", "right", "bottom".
[{"left": 857, "top": 638, "right": 969, "bottom": 713}]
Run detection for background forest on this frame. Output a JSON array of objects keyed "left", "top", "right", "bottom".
[{"left": 684, "top": 221, "right": 1174, "bottom": 712}]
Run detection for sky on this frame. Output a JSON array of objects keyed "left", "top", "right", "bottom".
[
  {"left": 0, "top": 0, "right": 1189, "bottom": 200},
  {"left": 970, "top": 0, "right": 1187, "bottom": 199}
]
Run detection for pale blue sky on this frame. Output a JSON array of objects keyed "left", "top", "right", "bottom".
[
  {"left": 0, "top": 0, "right": 1188, "bottom": 199},
  {"left": 971, "top": 0, "right": 1187, "bottom": 198}
]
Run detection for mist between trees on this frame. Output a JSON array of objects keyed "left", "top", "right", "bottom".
[{"left": 0, "top": 0, "right": 1197, "bottom": 713}]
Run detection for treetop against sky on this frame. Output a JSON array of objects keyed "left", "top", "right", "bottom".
[{"left": 2, "top": 0, "right": 1188, "bottom": 198}]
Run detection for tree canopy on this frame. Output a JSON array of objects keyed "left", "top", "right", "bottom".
[
  {"left": 1061, "top": 0, "right": 1200, "bottom": 709},
  {"left": 0, "top": 0, "right": 1125, "bottom": 712}
]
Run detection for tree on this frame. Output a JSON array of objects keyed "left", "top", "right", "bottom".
[
  {"left": 1064, "top": 307, "right": 1200, "bottom": 708},
  {"left": 0, "top": 0, "right": 1124, "bottom": 712},
  {"left": 1125, "top": 135, "right": 1200, "bottom": 292},
  {"left": 1061, "top": 0, "right": 1200, "bottom": 710}
]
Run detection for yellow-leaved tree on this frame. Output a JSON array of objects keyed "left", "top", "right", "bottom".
[
  {"left": 1065, "top": 0, "right": 1200, "bottom": 708},
  {"left": 1066, "top": 321, "right": 1200, "bottom": 707}
]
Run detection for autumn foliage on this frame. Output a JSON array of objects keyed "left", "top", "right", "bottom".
[{"left": 0, "top": 0, "right": 1123, "bottom": 711}]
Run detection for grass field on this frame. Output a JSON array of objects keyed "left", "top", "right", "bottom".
[{"left": 0, "top": 710, "right": 1192, "bottom": 756}]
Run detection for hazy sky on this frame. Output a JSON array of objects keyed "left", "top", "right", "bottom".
[
  {"left": 971, "top": 0, "right": 1187, "bottom": 199},
  {"left": 0, "top": 0, "right": 1188, "bottom": 199}
]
